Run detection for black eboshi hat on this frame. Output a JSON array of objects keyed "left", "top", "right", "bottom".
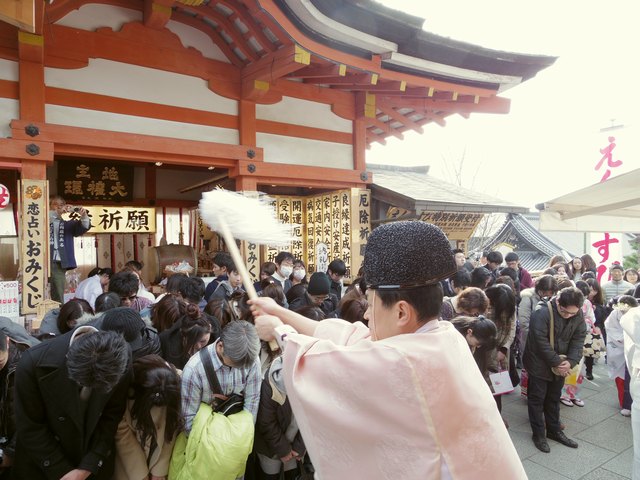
[{"left": 363, "top": 221, "right": 457, "bottom": 290}]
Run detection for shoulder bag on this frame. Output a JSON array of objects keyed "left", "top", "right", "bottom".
[{"left": 199, "top": 348, "right": 245, "bottom": 416}]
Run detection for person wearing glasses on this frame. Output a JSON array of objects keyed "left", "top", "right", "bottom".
[
  {"left": 108, "top": 271, "right": 152, "bottom": 313},
  {"left": 251, "top": 221, "right": 526, "bottom": 479},
  {"left": 523, "top": 287, "right": 587, "bottom": 453}
]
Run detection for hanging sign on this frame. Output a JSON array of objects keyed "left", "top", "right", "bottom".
[
  {"left": 63, "top": 206, "right": 156, "bottom": 233},
  {"left": 21, "top": 180, "right": 47, "bottom": 314},
  {"left": 57, "top": 161, "right": 134, "bottom": 202}
]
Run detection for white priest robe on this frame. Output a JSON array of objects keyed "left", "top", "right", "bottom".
[{"left": 282, "top": 319, "right": 526, "bottom": 480}]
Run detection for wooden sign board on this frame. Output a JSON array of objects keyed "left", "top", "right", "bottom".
[{"left": 63, "top": 206, "right": 156, "bottom": 234}]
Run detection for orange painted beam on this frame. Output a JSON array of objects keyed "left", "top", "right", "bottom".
[
  {"left": 143, "top": 0, "right": 172, "bottom": 30},
  {"left": 251, "top": 0, "right": 498, "bottom": 98},
  {"left": 255, "top": 119, "right": 351, "bottom": 145},
  {"left": 288, "top": 64, "right": 346, "bottom": 79},
  {"left": 353, "top": 117, "right": 367, "bottom": 171},
  {"left": 377, "top": 95, "right": 510, "bottom": 114},
  {"left": 255, "top": 176, "right": 361, "bottom": 190},
  {"left": 331, "top": 81, "right": 407, "bottom": 93},
  {"left": 366, "top": 118, "right": 403, "bottom": 140},
  {"left": 378, "top": 105, "right": 424, "bottom": 134},
  {"left": 242, "top": 43, "right": 310, "bottom": 85},
  {"left": 235, "top": 175, "right": 257, "bottom": 191},
  {"left": 21, "top": 159, "right": 47, "bottom": 179},
  {"left": 0, "top": 79, "right": 19, "bottom": 99},
  {"left": 46, "top": 0, "right": 138, "bottom": 23},
  {"left": 0, "top": 138, "right": 54, "bottom": 163},
  {"left": 271, "top": 79, "right": 355, "bottom": 120},
  {"left": 178, "top": 4, "right": 259, "bottom": 62},
  {"left": 366, "top": 131, "right": 387, "bottom": 146},
  {"left": 171, "top": 10, "right": 245, "bottom": 68},
  {"left": 18, "top": 31, "right": 45, "bottom": 121},
  {"left": 235, "top": 160, "right": 369, "bottom": 186},
  {"left": 46, "top": 86, "right": 239, "bottom": 130},
  {"left": 240, "top": 0, "right": 290, "bottom": 46},
  {"left": 10, "top": 120, "right": 262, "bottom": 166},
  {"left": 44, "top": 23, "right": 241, "bottom": 100},
  {"left": 239, "top": 99, "right": 256, "bottom": 146},
  {"left": 217, "top": 0, "right": 278, "bottom": 52},
  {"left": 308, "top": 73, "right": 377, "bottom": 86},
  {"left": 0, "top": 22, "right": 18, "bottom": 61}
]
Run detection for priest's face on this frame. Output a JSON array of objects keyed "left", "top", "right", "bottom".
[{"left": 364, "top": 289, "right": 395, "bottom": 341}]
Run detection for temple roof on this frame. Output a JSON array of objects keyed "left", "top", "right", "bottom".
[
  {"left": 369, "top": 164, "right": 528, "bottom": 214},
  {"left": 479, "top": 213, "right": 573, "bottom": 272},
  {"left": 33, "top": 0, "right": 556, "bottom": 147},
  {"left": 294, "top": 0, "right": 555, "bottom": 89}
]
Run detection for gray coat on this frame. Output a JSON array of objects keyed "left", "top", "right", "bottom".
[{"left": 523, "top": 298, "right": 586, "bottom": 381}]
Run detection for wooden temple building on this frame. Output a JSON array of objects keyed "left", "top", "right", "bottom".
[{"left": 0, "top": 0, "right": 555, "bottom": 316}]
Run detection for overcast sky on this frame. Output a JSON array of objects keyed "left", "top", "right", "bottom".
[{"left": 368, "top": 1, "right": 639, "bottom": 210}]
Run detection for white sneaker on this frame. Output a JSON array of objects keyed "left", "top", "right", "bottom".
[{"left": 621, "top": 409, "right": 632, "bottom": 417}]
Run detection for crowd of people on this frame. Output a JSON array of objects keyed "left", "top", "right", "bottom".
[
  {"left": 3, "top": 213, "right": 640, "bottom": 478},
  {"left": 0, "top": 247, "right": 370, "bottom": 479},
  {"left": 441, "top": 250, "right": 640, "bottom": 458}
]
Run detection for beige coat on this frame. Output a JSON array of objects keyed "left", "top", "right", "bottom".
[{"left": 113, "top": 400, "right": 176, "bottom": 480}]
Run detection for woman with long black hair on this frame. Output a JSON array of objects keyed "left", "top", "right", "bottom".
[
  {"left": 160, "top": 302, "right": 218, "bottom": 370},
  {"left": 114, "top": 354, "right": 183, "bottom": 480},
  {"left": 484, "top": 284, "right": 517, "bottom": 416}
]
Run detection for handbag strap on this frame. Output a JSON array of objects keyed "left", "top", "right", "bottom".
[
  {"left": 200, "top": 347, "right": 223, "bottom": 396},
  {"left": 547, "top": 301, "right": 555, "bottom": 350}
]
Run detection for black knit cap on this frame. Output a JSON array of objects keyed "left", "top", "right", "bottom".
[
  {"left": 101, "top": 307, "right": 144, "bottom": 348},
  {"left": 363, "top": 221, "right": 456, "bottom": 289},
  {"left": 307, "top": 272, "right": 331, "bottom": 295}
]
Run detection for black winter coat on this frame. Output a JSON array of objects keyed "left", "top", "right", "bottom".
[
  {"left": 255, "top": 376, "right": 305, "bottom": 459},
  {"left": 0, "top": 341, "right": 28, "bottom": 460},
  {"left": 523, "top": 299, "right": 586, "bottom": 381},
  {"left": 12, "top": 331, "right": 130, "bottom": 480}
]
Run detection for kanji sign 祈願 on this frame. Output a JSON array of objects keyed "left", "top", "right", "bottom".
[
  {"left": 57, "top": 161, "right": 134, "bottom": 202},
  {"left": 63, "top": 206, "right": 156, "bottom": 234},
  {"left": 21, "top": 180, "right": 47, "bottom": 314}
]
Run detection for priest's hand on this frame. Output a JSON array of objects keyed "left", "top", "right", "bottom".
[
  {"left": 255, "top": 314, "right": 283, "bottom": 342},
  {"left": 249, "top": 297, "right": 284, "bottom": 317}
]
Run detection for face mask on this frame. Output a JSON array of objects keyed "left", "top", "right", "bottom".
[
  {"left": 293, "top": 269, "right": 306, "bottom": 281},
  {"left": 280, "top": 266, "right": 293, "bottom": 278}
]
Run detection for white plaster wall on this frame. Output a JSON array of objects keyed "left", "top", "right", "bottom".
[
  {"left": 56, "top": 4, "right": 142, "bottom": 31},
  {"left": 0, "top": 59, "right": 18, "bottom": 81},
  {"left": 166, "top": 20, "right": 230, "bottom": 63},
  {"left": 257, "top": 133, "right": 352, "bottom": 169},
  {"left": 46, "top": 105, "right": 239, "bottom": 144},
  {"left": 0, "top": 99, "right": 19, "bottom": 138},
  {"left": 46, "top": 59, "right": 238, "bottom": 115},
  {"left": 57, "top": 5, "right": 230, "bottom": 63},
  {"left": 257, "top": 97, "right": 352, "bottom": 133}
]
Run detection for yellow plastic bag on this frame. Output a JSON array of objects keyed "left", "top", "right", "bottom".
[
  {"left": 564, "top": 357, "right": 584, "bottom": 387},
  {"left": 169, "top": 403, "right": 254, "bottom": 480}
]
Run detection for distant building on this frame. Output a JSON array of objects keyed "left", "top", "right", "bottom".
[{"left": 478, "top": 213, "right": 573, "bottom": 273}]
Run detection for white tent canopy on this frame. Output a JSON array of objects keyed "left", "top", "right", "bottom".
[{"left": 538, "top": 168, "right": 640, "bottom": 232}]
